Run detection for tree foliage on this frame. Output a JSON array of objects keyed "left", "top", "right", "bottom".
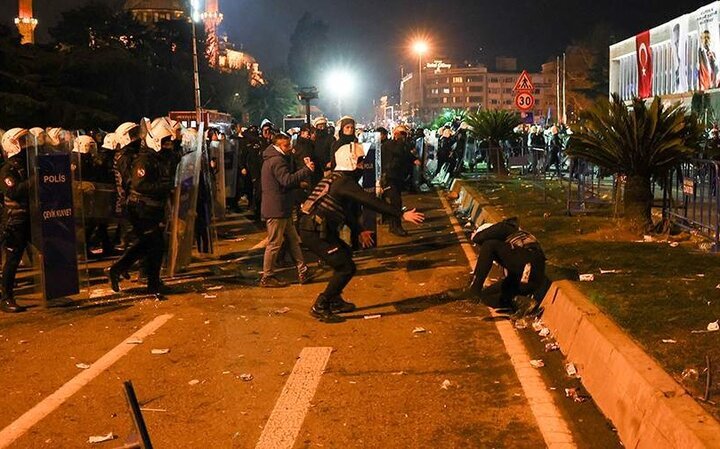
[
  {"left": 465, "top": 109, "right": 520, "bottom": 175},
  {"left": 287, "top": 12, "right": 329, "bottom": 88}
]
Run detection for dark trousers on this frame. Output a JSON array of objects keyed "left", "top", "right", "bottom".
[
  {"left": 470, "top": 240, "right": 547, "bottom": 307},
  {"left": 300, "top": 225, "right": 356, "bottom": 299},
  {"left": 382, "top": 180, "right": 403, "bottom": 229},
  {"left": 112, "top": 204, "right": 165, "bottom": 291},
  {"left": 2, "top": 221, "right": 30, "bottom": 300}
]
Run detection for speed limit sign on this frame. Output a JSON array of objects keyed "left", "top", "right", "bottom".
[{"left": 515, "top": 92, "right": 535, "bottom": 111}]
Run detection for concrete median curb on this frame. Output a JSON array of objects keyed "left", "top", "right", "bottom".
[{"left": 450, "top": 179, "right": 720, "bottom": 449}]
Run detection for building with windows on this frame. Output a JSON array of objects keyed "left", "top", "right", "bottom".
[
  {"left": 400, "top": 57, "right": 552, "bottom": 124},
  {"left": 124, "top": 0, "right": 185, "bottom": 24},
  {"left": 609, "top": 1, "right": 712, "bottom": 106}
]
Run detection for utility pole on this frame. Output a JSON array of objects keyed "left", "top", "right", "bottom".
[
  {"left": 190, "top": 0, "right": 202, "bottom": 123},
  {"left": 298, "top": 87, "right": 319, "bottom": 125}
]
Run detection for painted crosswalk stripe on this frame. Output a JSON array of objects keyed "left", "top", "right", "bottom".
[
  {"left": 0, "top": 314, "right": 174, "bottom": 448},
  {"left": 255, "top": 347, "right": 333, "bottom": 449}
]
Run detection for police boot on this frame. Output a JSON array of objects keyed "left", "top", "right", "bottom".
[
  {"left": 329, "top": 295, "right": 356, "bottom": 313},
  {"left": 0, "top": 297, "right": 26, "bottom": 313},
  {"left": 310, "top": 295, "right": 345, "bottom": 323},
  {"left": 510, "top": 295, "right": 538, "bottom": 320},
  {"left": 105, "top": 267, "right": 122, "bottom": 292}
]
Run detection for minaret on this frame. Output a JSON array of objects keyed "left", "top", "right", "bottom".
[
  {"left": 15, "top": 0, "right": 38, "bottom": 45},
  {"left": 201, "top": 0, "right": 223, "bottom": 68}
]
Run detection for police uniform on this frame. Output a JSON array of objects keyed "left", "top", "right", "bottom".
[
  {"left": 108, "top": 148, "right": 173, "bottom": 294},
  {"left": 0, "top": 152, "right": 30, "bottom": 312}
]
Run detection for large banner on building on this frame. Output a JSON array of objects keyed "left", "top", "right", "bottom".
[
  {"left": 635, "top": 30, "right": 653, "bottom": 98},
  {"left": 670, "top": 17, "right": 689, "bottom": 94},
  {"left": 697, "top": 3, "right": 720, "bottom": 90}
]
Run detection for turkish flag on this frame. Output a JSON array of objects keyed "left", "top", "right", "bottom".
[{"left": 636, "top": 31, "right": 653, "bottom": 98}]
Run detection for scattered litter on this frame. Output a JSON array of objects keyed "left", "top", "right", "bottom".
[
  {"left": 412, "top": 327, "right": 427, "bottom": 334},
  {"left": 140, "top": 408, "right": 167, "bottom": 413},
  {"left": 697, "top": 274, "right": 706, "bottom": 278},
  {"left": 539, "top": 328, "right": 551, "bottom": 338},
  {"left": 681, "top": 368, "right": 699, "bottom": 381},
  {"left": 530, "top": 359, "right": 545, "bottom": 368},
  {"left": 203, "top": 294, "right": 217, "bottom": 299},
  {"left": 545, "top": 342, "right": 560, "bottom": 352},
  {"left": 391, "top": 371, "right": 407, "bottom": 376},
  {"left": 669, "top": 242, "right": 680, "bottom": 248},
  {"left": 599, "top": 269, "right": 621, "bottom": 274},
  {"left": 75, "top": 363, "right": 91, "bottom": 370},
  {"left": 643, "top": 235, "right": 654, "bottom": 242},
  {"left": 419, "top": 283, "right": 426, "bottom": 287},
  {"left": 661, "top": 339, "right": 677, "bottom": 344},
  {"left": 565, "top": 363, "right": 578, "bottom": 377},
  {"left": 364, "top": 314, "right": 382, "bottom": 320},
  {"left": 440, "top": 379, "right": 453, "bottom": 390},
  {"left": 207, "top": 286, "right": 223, "bottom": 291},
  {"left": 716, "top": 284, "right": 720, "bottom": 289},
  {"left": 222, "top": 371, "right": 231, "bottom": 375},
  {"left": 514, "top": 319, "right": 528, "bottom": 330},
  {"left": 88, "top": 433, "right": 116, "bottom": 444},
  {"left": 188, "top": 379, "right": 200, "bottom": 386},
  {"left": 18, "top": 340, "right": 28, "bottom": 345},
  {"left": 274, "top": 307, "right": 291, "bottom": 315},
  {"left": 239, "top": 374, "right": 254, "bottom": 382},
  {"left": 565, "top": 388, "right": 588, "bottom": 403},
  {"left": 126, "top": 338, "right": 143, "bottom": 345},
  {"left": 543, "top": 212, "right": 551, "bottom": 219},
  {"left": 579, "top": 274, "right": 595, "bottom": 282},
  {"left": 204, "top": 320, "right": 211, "bottom": 325},
  {"left": 231, "top": 237, "right": 246, "bottom": 242},
  {"left": 151, "top": 348, "right": 170, "bottom": 355},
  {"left": 532, "top": 320, "right": 545, "bottom": 332},
  {"left": 708, "top": 321, "right": 719, "bottom": 332}
]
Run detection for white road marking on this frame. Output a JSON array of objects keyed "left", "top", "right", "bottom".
[
  {"left": 0, "top": 314, "right": 174, "bottom": 448},
  {"left": 438, "top": 193, "right": 576, "bottom": 449},
  {"left": 255, "top": 347, "right": 333, "bottom": 449}
]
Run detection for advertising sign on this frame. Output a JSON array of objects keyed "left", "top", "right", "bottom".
[
  {"left": 37, "top": 154, "right": 80, "bottom": 300},
  {"left": 636, "top": 30, "right": 653, "bottom": 98},
  {"left": 697, "top": 3, "right": 720, "bottom": 90},
  {"left": 670, "top": 17, "right": 689, "bottom": 94}
]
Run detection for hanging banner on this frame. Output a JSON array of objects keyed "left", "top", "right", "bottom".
[
  {"left": 635, "top": 30, "right": 653, "bottom": 98},
  {"left": 670, "top": 17, "right": 689, "bottom": 94},
  {"left": 697, "top": 3, "right": 720, "bottom": 90}
]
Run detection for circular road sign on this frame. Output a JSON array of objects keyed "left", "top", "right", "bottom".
[{"left": 515, "top": 92, "right": 535, "bottom": 111}]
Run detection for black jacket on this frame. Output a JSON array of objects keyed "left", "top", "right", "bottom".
[
  {"left": 0, "top": 153, "right": 29, "bottom": 224},
  {"left": 314, "top": 131, "right": 336, "bottom": 170},
  {"left": 129, "top": 148, "right": 173, "bottom": 207}
]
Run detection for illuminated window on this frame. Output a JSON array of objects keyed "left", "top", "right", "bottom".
[{"left": 452, "top": 76, "right": 463, "bottom": 83}]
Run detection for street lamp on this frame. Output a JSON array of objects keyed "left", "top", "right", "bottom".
[
  {"left": 325, "top": 69, "right": 356, "bottom": 118},
  {"left": 412, "top": 39, "right": 429, "bottom": 122},
  {"left": 190, "top": 0, "right": 202, "bottom": 123}
]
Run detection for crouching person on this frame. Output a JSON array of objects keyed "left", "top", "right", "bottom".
[{"left": 455, "top": 218, "right": 550, "bottom": 317}]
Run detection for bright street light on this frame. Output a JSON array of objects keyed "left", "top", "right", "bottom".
[
  {"left": 412, "top": 40, "right": 429, "bottom": 56},
  {"left": 325, "top": 69, "right": 356, "bottom": 99}
]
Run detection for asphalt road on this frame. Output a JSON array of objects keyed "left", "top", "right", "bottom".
[{"left": 0, "top": 192, "right": 620, "bottom": 448}]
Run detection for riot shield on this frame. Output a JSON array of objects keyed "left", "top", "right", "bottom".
[
  {"left": 223, "top": 137, "right": 239, "bottom": 207},
  {"left": 27, "top": 132, "right": 89, "bottom": 304},
  {"left": 167, "top": 124, "right": 204, "bottom": 276},
  {"left": 360, "top": 134, "right": 381, "bottom": 248},
  {"left": 208, "top": 138, "right": 226, "bottom": 220}
]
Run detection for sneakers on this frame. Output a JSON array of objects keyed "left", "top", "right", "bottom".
[
  {"left": 329, "top": 295, "right": 356, "bottom": 313},
  {"left": 309, "top": 295, "right": 345, "bottom": 323},
  {"left": 298, "top": 265, "right": 312, "bottom": 285},
  {"left": 259, "top": 275, "right": 288, "bottom": 288}
]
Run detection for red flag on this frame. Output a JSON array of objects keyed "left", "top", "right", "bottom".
[{"left": 636, "top": 31, "right": 653, "bottom": 98}]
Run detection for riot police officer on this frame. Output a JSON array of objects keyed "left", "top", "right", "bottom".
[
  {"left": 299, "top": 117, "right": 425, "bottom": 323},
  {"left": 106, "top": 119, "right": 175, "bottom": 296},
  {"left": 0, "top": 128, "right": 31, "bottom": 313}
]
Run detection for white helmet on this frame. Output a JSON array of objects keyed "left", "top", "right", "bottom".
[
  {"left": 102, "top": 132, "right": 118, "bottom": 151},
  {"left": 146, "top": 117, "right": 174, "bottom": 152},
  {"left": 115, "top": 122, "right": 140, "bottom": 148},
  {"left": 334, "top": 142, "right": 363, "bottom": 172},
  {"left": 46, "top": 127, "right": 66, "bottom": 146},
  {"left": 182, "top": 128, "right": 199, "bottom": 150},
  {"left": 73, "top": 135, "right": 97, "bottom": 154},
  {"left": 2, "top": 128, "right": 29, "bottom": 158},
  {"left": 29, "top": 127, "right": 46, "bottom": 146}
]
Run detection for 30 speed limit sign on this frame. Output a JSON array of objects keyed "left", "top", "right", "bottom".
[{"left": 515, "top": 92, "right": 535, "bottom": 111}]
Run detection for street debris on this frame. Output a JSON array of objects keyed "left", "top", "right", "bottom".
[
  {"left": 565, "top": 388, "right": 588, "bottom": 403},
  {"left": 206, "top": 286, "right": 223, "bottom": 291},
  {"left": 643, "top": 235, "right": 654, "bottom": 242},
  {"left": 708, "top": 321, "right": 719, "bottom": 332},
  {"left": 661, "top": 339, "right": 677, "bottom": 344},
  {"left": 545, "top": 342, "right": 560, "bottom": 352},
  {"left": 514, "top": 319, "right": 528, "bottom": 330},
  {"left": 203, "top": 294, "right": 217, "bottom": 299},
  {"left": 188, "top": 379, "right": 200, "bottom": 386},
  {"left": 140, "top": 408, "right": 167, "bottom": 413},
  {"left": 126, "top": 338, "right": 143, "bottom": 345},
  {"left": 364, "top": 314, "right": 382, "bottom": 320},
  {"left": 565, "top": 363, "right": 578, "bottom": 377},
  {"left": 412, "top": 327, "right": 427, "bottom": 334},
  {"left": 531, "top": 320, "right": 544, "bottom": 332},
  {"left": 440, "top": 379, "right": 454, "bottom": 390},
  {"left": 391, "top": 371, "right": 407, "bottom": 376},
  {"left": 88, "top": 433, "right": 116, "bottom": 444},
  {"left": 239, "top": 374, "right": 254, "bottom": 382},
  {"left": 681, "top": 368, "right": 699, "bottom": 381},
  {"left": 530, "top": 359, "right": 545, "bottom": 368},
  {"left": 669, "top": 242, "right": 680, "bottom": 248},
  {"left": 75, "top": 363, "right": 91, "bottom": 370},
  {"left": 151, "top": 348, "right": 170, "bottom": 355},
  {"left": 599, "top": 269, "right": 622, "bottom": 274},
  {"left": 539, "top": 328, "right": 551, "bottom": 338},
  {"left": 274, "top": 307, "right": 291, "bottom": 315},
  {"left": 579, "top": 274, "right": 594, "bottom": 282}
]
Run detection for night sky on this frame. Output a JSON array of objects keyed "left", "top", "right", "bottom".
[{"left": 0, "top": 0, "right": 711, "bottom": 117}]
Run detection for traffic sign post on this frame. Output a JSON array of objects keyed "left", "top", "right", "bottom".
[
  {"left": 513, "top": 70, "right": 535, "bottom": 115},
  {"left": 515, "top": 92, "right": 535, "bottom": 111}
]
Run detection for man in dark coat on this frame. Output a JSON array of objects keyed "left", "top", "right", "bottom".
[
  {"left": 381, "top": 125, "right": 420, "bottom": 236},
  {"left": 260, "top": 133, "right": 315, "bottom": 287},
  {"left": 312, "top": 117, "right": 335, "bottom": 175}
]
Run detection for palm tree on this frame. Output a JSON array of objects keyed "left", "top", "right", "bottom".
[
  {"left": 567, "top": 95, "right": 702, "bottom": 232},
  {"left": 464, "top": 109, "right": 520, "bottom": 175}
]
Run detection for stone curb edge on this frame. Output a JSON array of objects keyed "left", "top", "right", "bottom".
[{"left": 449, "top": 179, "right": 720, "bottom": 449}]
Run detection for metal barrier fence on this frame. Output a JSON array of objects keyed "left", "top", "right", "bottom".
[
  {"left": 565, "top": 161, "right": 621, "bottom": 216},
  {"left": 663, "top": 159, "right": 720, "bottom": 246}
]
